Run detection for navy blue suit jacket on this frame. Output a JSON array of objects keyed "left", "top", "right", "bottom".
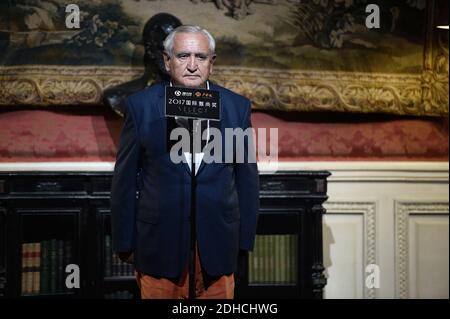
[{"left": 110, "top": 81, "right": 260, "bottom": 277}]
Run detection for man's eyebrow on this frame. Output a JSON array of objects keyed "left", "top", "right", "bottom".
[{"left": 175, "top": 51, "right": 209, "bottom": 56}]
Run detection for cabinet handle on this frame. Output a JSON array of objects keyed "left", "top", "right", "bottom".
[
  {"left": 36, "top": 181, "right": 62, "bottom": 192},
  {"left": 262, "top": 181, "right": 284, "bottom": 191}
]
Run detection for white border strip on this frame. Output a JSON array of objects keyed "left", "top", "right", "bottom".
[{"left": 0, "top": 161, "right": 448, "bottom": 182}]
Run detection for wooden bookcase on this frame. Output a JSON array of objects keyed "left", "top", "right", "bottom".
[{"left": 0, "top": 171, "right": 329, "bottom": 299}]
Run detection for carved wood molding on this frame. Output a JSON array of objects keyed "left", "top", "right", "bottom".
[
  {"left": 394, "top": 201, "right": 449, "bottom": 299},
  {"left": 421, "top": 0, "right": 449, "bottom": 116},
  {"left": 0, "top": 66, "right": 133, "bottom": 105},
  {"left": 213, "top": 68, "right": 435, "bottom": 115},
  {"left": 324, "top": 201, "right": 377, "bottom": 299},
  {"left": 1, "top": 65, "right": 447, "bottom": 115},
  {"left": 0, "top": 1, "right": 447, "bottom": 115}
]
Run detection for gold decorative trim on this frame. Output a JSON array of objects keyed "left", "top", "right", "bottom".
[
  {"left": 0, "top": 66, "right": 137, "bottom": 105},
  {"left": 421, "top": 0, "right": 449, "bottom": 116},
  {"left": 213, "top": 68, "right": 431, "bottom": 115},
  {"left": 0, "top": 65, "right": 447, "bottom": 115},
  {"left": 0, "top": 1, "right": 447, "bottom": 115}
]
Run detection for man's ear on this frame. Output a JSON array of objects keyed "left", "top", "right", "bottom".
[
  {"left": 163, "top": 52, "right": 171, "bottom": 72},
  {"left": 209, "top": 54, "right": 216, "bottom": 74}
]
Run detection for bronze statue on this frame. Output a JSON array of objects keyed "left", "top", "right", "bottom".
[{"left": 103, "top": 13, "right": 182, "bottom": 116}]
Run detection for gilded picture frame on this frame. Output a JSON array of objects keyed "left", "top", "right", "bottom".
[{"left": 0, "top": 0, "right": 448, "bottom": 116}]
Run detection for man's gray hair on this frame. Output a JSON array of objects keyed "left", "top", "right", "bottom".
[{"left": 163, "top": 25, "right": 216, "bottom": 56}]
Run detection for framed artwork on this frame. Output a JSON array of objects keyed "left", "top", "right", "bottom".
[{"left": 0, "top": 0, "right": 448, "bottom": 115}]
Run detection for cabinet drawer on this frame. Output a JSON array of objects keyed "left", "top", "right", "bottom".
[
  {"left": 8, "top": 177, "right": 86, "bottom": 194},
  {"left": 260, "top": 174, "right": 328, "bottom": 195}
]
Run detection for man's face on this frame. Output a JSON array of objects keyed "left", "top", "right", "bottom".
[{"left": 164, "top": 32, "right": 215, "bottom": 88}]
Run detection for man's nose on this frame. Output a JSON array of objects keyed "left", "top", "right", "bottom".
[{"left": 187, "top": 55, "right": 197, "bottom": 72}]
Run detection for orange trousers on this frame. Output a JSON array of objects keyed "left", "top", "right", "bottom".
[{"left": 135, "top": 245, "right": 234, "bottom": 299}]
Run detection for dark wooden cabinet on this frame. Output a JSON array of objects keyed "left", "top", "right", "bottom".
[
  {"left": 0, "top": 171, "right": 329, "bottom": 299},
  {"left": 239, "top": 172, "right": 330, "bottom": 299}
]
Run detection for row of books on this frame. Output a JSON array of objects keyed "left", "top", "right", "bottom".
[
  {"left": 248, "top": 234, "right": 298, "bottom": 284},
  {"left": 104, "top": 290, "right": 135, "bottom": 299},
  {"left": 104, "top": 235, "right": 134, "bottom": 277},
  {"left": 103, "top": 234, "right": 298, "bottom": 283},
  {"left": 21, "top": 240, "right": 73, "bottom": 295}
]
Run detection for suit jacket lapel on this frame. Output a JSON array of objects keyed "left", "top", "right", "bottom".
[
  {"left": 158, "top": 82, "right": 225, "bottom": 177},
  {"left": 196, "top": 83, "right": 225, "bottom": 176},
  {"left": 156, "top": 82, "right": 193, "bottom": 176},
  {"left": 196, "top": 119, "right": 222, "bottom": 176}
]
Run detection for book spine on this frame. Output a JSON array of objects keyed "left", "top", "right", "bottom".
[
  {"left": 293, "top": 234, "right": 298, "bottom": 281},
  {"left": 40, "top": 240, "right": 49, "bottom": 294},
  {"left": 32, "top": 243, "right": 41, "bottom": 294},
  {"left": 264, "top": 235, "right": 268, "bottom": 282},
  {"left": 127, "top": 263, "right": 134, "bottom": 277},
  {"left": 21, "top": 243, "right": 28, "bottom": 295},
  {"left": 50, "top": 239, "right": 57, "bottom": 293},
  {"left": 104, "top": 235, "right": 111, "bottom": 277},
  {"left": 268, "top": 235, "right": 272, "bottom": 283},
  {"left": 27, "top": 243, "right": 34, "bottom": 295},
  {"left": 64, "top": 240, "right": 73, "bottom": 291},
  {"left": 275, "top": 235, "right": 280, "bottom": 283},
  {"left": 288, "top": 235, "right": 293, "bottom": 282},
  {"left": 280, "top": 235, "right": 286, "bottom": 283},
  {"left": 57, "top": 240, "right": 64, "bottom": 292},
  {"left": 252, "top": 236, "right": 258, "bottom": 283},
  {"left": 112, "top": 253, "right": 119, "bottom": 277}
]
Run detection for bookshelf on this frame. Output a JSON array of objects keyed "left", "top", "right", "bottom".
[
  {"left": 97, "top": 209, "right": 138, "bottom": 299},
  {"left": 0, "top": 171, "right": 329, "bottom": 299},
  {"left": 20, "top": 214, "right": 76, "bottom": 296},
  {"left": 236, "top": 172, "right": 330, "bottom": 299},
  {"left": 10, "top": 203, "right": 83, "bottom": 298}
]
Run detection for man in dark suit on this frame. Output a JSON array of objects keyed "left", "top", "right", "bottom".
[{"left": 110, "top": 25, "right": 259, "bottom": 299}]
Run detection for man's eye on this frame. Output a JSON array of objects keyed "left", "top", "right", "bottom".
[
  {"left": 196, "top": 55, "right": 207, "bottom": 61},
  {"left": 177, "top": 54, "right": 189, "bottom": 59}
]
